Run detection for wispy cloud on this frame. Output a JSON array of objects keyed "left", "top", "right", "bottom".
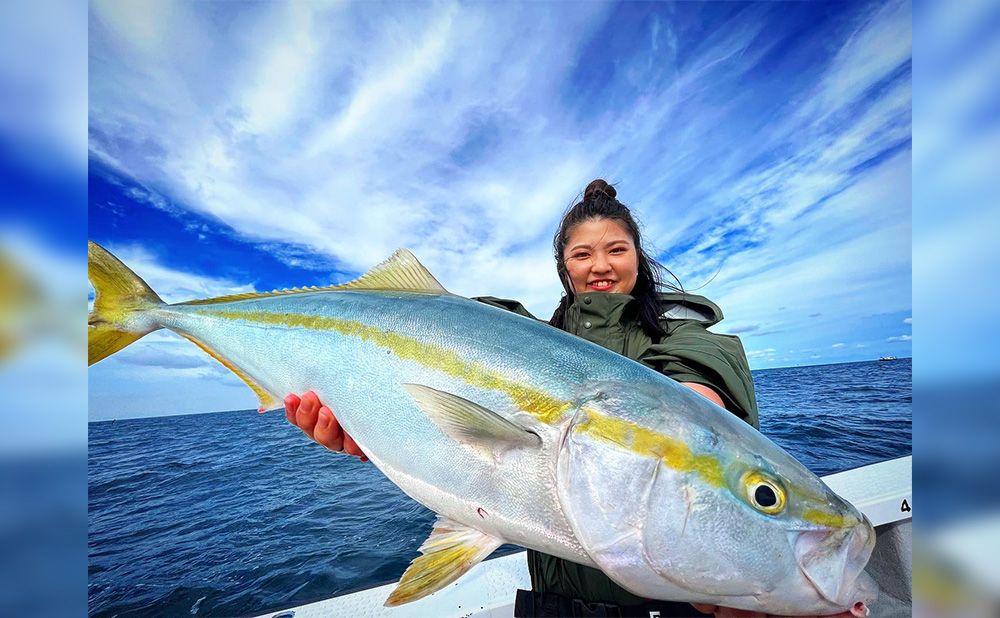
[
  {"left": 746, "top": 348, "right": 778, "bottom": 360},
  {"left": 887, "top": 334, "right": 912, "bottom": 342}
]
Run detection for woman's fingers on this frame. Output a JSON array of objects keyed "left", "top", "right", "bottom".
[
  {"left": 284, "top": 393, "right": 300, "bottom": 424},
  {"left": 294, "top": 390, "right": 321, "bottom": 438},
  {"left": 284, "top": 391, "right": 368, "bottom": 462},
  {"left": 343, "top": 433, "right": 368, "bottom": 461},
  {"left": 314, "top": 406, "right": 345, "bottom": 452}
]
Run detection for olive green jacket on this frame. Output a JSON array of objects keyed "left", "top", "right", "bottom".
[{"left": 474, "top": 292, "right": 759, "bottom": 605}]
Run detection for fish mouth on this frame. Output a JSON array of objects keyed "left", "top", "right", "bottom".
[{"left": 793, "top": 515, "right": 877, "bottom": 607}]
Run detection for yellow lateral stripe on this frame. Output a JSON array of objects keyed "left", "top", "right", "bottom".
[
  {"left": 574, "top": 408, "right": 726, "bottom": 488},
  {"left": 200, "top": 309, "right": 572, "bottom": 424},
  {"left": 180, "top": 333, "right": 280, "bottom": 410},
  {"left": 802, "top": 508, "right": 856, "bottom": 529}
]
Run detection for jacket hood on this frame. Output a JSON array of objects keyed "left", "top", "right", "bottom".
[{"left": 657, "top": 292, "right": 724, "bottom": 327}]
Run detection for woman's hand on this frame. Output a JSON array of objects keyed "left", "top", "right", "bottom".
[
  {"left": 284, "top": 391, "right": 368, "bottom": 462},
  {"left": 691, "top": 604, "right": 863, "bottom": 618}
]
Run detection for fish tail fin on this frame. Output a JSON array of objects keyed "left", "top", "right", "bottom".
[{"left": 88, "top": 240, "right": 164, "bottom": 366}]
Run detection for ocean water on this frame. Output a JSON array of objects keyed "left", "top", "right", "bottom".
[{"left": 88, "top": 359, "right": 911, "bottom": 617}]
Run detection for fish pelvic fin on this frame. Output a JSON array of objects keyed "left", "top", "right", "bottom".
[
  {"left": 385, "top": 515, "right": 503, "bottom": 607},
  {"left": 88, "top": 241, "right": 164, "bottom": 366},
  {"left": 402, "top": 383, "right": 540, "bottom": 459}
]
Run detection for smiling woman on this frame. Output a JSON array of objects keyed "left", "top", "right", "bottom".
[{"left": 549, "top": 180, "right": 670, "bottom": 340}]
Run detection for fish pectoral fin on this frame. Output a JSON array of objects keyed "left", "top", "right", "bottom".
[
  {"left": 385, "top": 515, "right": 503, "bottom": 606},
  {"left": 337, "top": 248, "right": 449, "bottom": 294},
  {"left": 402, "top": 383, "right": 540, "bottom": 454}
]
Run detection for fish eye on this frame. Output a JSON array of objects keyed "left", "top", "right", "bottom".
[
  {"left": 743, "top": 472, "right": 786, "bottom": 515},
  {"left": 755, "top": 484, "right": 777, "bottom": 507}
]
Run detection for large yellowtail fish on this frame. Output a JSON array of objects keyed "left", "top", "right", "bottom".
[{"left": 88, "top": 241, "right": 877, "bottom": 614}]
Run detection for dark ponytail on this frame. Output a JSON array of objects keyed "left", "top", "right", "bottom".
[{"left": 549, "top": 179, "right": 679, "bottom": 338}]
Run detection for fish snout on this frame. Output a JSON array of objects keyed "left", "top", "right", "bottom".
[{"left": 793, "top": 515, "right": 877, "bottom": 608}]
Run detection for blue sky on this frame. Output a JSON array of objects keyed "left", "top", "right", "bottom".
[{"left": 87, "top": 0, "right": 911, "bottom": 420}]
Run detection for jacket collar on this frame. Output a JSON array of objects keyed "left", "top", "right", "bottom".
[
  {"left": 560, "top": 293, "right": 638, "bottom": 352},
  {"left": 566, "top": 291, "right": 724, "bottom": 327}
]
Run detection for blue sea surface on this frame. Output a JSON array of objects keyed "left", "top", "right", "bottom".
[{"left": 88, "top": 359, "right": 911, "bottom": 617}]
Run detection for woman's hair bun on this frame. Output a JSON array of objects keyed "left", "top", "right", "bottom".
[{"left": 583, "top": 179, "right": 616, "bottom": 202}]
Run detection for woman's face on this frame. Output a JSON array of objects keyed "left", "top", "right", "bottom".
[{"left": 563, "top": 218, "right": 639, "bottom": 295}]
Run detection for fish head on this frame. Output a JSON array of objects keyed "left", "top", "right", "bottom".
[
  {"left": 641, "top": 439, "right": 878, "bottom": 614},
  {"left": 557, "top": 385, "right": 877, "bottom": 614}
]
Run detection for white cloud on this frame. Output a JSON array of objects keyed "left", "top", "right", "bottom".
[
  {"left": 304, "top": 5, "right": 460, "bottom": 157},
  {"left": 832, "top": 343, "right": 846, "bottom": 348},
  {"left": 887, "top": 334, "right": 912, "bottom": 342},
  {"left": 903, "top": 317, "right": 912, "bottom": 324},
  {"left": 91, "top": 0, "right": 174, "bottom": 57},
  {"left": 746, "top": 348, "right": 777, "bottom": 360},
  {"left": 805, "top": 0, "right": 911, "bottom": 121},
  {"left": 232, "top": 3, "right": 325, "bottom": 138}
]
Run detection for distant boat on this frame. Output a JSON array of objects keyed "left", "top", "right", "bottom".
[{"left": 878, "top": 356, "right": 898, "bottom": 362}]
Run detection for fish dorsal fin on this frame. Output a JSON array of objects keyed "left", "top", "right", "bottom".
[
  {"left": 385, "top": 515, "right": 503, "bottom": 606},
  {"left": 402, "top": 384, "right": 540, "bottom": 458},
  {"left": 335, "top": 248, "right": 447, "bottom": 293},
  {"left": 178, "top": 249, "right": 446, "bottom": 306}
]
